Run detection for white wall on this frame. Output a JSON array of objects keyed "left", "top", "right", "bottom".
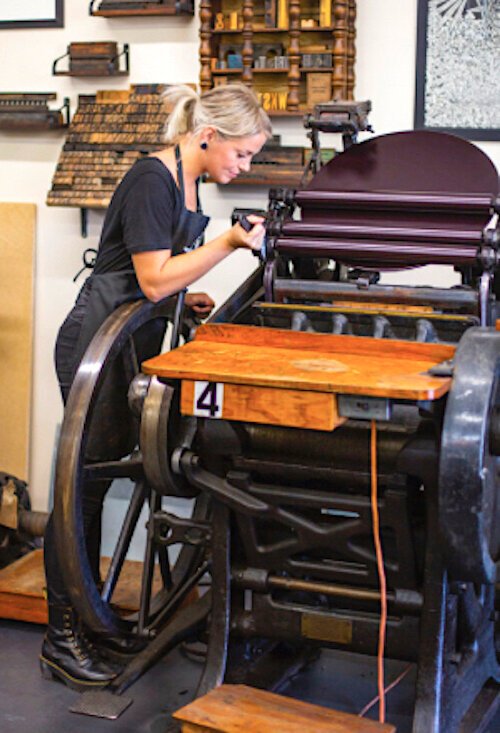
[{"left": 0, "top": 0, "right": 498, "bottom": 509}]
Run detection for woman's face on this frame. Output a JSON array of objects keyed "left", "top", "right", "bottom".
[{"left": 203, "top": 131, "right": 268, "bottom": 184}]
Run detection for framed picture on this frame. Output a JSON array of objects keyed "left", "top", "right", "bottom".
[
  {"left": 0, "top": 0, "right": 64, "bottom": 29},
  {"left": 415, "top": 0, "right": 500, "bottom": 141}
]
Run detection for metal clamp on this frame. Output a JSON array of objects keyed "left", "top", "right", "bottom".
[{"left": 152, "top": 510, "right": 211, "bottom": 547}]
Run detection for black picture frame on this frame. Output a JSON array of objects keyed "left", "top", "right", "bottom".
[
  {"left": 0, "top": 0, "right": 64, "bottom": 29},
  {"left": 414, "top": 0, "right": 500, "bottom": 142}
]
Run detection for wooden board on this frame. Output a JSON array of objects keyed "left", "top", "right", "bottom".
[
  {"left": 0, "top": 548, "right": 164, "bottom": 625},
  {"left": 181, "top": 380, "right": 346, "bottom": 431},
  {"left": 143, "top": 324, "right": 454, "bottom": 402},
  {"left": 0, "top": 203, "right": 36, "bottom": 480},
  {"left": 173, "top": 684, "right": 396, "bottom": 732}
]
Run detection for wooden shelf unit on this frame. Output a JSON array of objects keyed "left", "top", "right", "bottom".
[{"left": 200, "top": 0, "right": 356, "bottom": 113}]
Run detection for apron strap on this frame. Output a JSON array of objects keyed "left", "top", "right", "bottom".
[
  {"left": 173, "top": 144, "right": 188, "bottom": 340},
  {"left": 175, "top": 143, "right": 185, "bottom": 204},
  {"left": 175, "top": 143, "right": 202, "bottom": 214}
]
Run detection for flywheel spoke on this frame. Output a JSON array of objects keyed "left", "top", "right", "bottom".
[
  {"left": 138, "top": 489, "right": 161, "bottom": 634},
  {"left": 101, "top": 480, "right": 149, "bottom": 604},
  {"left": 83, "top": 455, "right": 144, "bottom": 482}
]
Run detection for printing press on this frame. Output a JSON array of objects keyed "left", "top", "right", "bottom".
[{"left": 53, "top": 114, "right": 500, "bottom": 731}]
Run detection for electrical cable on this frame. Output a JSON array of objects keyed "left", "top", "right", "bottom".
[
  {"left": 358, "top": 663, "right": 413, "bottom": 718},
  {"left": 368, "top": 419, "right": 388, "bottom": 723}
]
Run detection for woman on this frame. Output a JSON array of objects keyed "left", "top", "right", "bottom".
[{"left": 40, "top": 83, "right": 272, "bottom": 690}]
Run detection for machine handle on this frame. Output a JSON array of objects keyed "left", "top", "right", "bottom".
[
  {"left": 233, "top": 212, "right": 267, "bottom": 260},
  {"left": 238, "top": 215, "right": 253, "bottom": 233}
]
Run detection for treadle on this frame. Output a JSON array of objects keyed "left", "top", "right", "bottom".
[
  {"left": 68, "top": 689, "right": 133, "bottom": 719},
  {"left": 0, "top": 548, "right": 163, "bottom": 624},
  {"left": 173, "top": 684, "right": 397, "bottom": 732}
]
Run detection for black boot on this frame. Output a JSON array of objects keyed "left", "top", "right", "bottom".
[{"left": 39, "top": 605, "right": 119, "bottom": 691}]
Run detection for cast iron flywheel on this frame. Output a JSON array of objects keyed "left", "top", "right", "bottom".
[{"left": 439, "top": 327, "right": 500, "bottom": 583}]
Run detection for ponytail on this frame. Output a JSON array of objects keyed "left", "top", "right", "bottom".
[
  {"left": 162, "top": 85, "right": 199, "bottom": 145},
  {"left": 162, "top": 83, "right": 272, "bottom": 144}
]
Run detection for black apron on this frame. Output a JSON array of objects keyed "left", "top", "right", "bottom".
[
  {"left": 61, "top": 147, "right": 208, "bottom": 461},
  {"left": 73, "top": 147, "right": 208, "bottom": 369}
]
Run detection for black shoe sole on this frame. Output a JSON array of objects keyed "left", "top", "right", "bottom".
[{"left": 39, "top": 655, "right": 115, "bottom": 692}]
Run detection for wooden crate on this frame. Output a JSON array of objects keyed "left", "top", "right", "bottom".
[{"left": 69, "top": 42, "right": 119, "bottom": 73}]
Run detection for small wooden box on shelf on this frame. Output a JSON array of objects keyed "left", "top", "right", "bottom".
[
  {"left": 53, "top": 41, "right": 130, "bottom": 77},
  {"left": 199, "top": 0, "right": 356, "bottom": 115}
]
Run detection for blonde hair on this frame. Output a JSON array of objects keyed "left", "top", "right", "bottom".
[{"left": 162, "top": 83, "right": 272, "bottom": 144}]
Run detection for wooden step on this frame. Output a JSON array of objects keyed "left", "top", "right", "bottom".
[
  {"left": 173, "top": 684, "right": 396, "bottom": 733},
  {"left": 0, "top": 548, "right": 163, "bottom": 624}
]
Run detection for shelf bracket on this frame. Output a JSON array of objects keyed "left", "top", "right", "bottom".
[
  {"left": 59, "top": 97, "right": 70, "bottom": 127},
  {"left": 52, "top": 50, "right": 69, "bottom": 76},
  {"left": 112, "top": 43, "right": 130, "bottom": 74},
  {"left": 80, "top": 208, "right": 88, "bottom": 239}
]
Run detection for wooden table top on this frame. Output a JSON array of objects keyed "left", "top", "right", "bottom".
[{"left": 142, "top": 324, "right": 455, "bottom": 401}]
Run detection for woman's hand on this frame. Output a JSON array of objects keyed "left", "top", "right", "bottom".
[
  {"left": 229, "top": 215, "right": 266, "bottom": 252},
  {"left": 185, "top": 291, "right": 215, "bottom": 317}
]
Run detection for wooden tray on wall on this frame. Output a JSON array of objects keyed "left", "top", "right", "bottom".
[{"left": 89, "top": 0, "right": 194, "bottom": 16}]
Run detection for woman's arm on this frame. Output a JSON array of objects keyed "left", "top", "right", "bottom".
[{"left": 132, "top": 218, "right": 265, "bottom": 303}]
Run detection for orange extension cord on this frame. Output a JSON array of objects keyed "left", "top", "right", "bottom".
[
  {"left": 358, "top": 419, "right": 413, "bottom": 721},
  {"left": 358, "top": 664, "right": 413, "bottom": 719},
  {"left": 369, "top": 420, "right": 387, "bottom": 723}
]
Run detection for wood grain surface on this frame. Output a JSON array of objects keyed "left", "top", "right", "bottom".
[
  {"left": 173, "top": 684, "right": 397, "bottom": 732},
  {"left": 181, "top": 380, "right": 346, "bottom": 430},
  {"left": 143, "top": 324, "right": 454, "bottom": 401},
  {"left": 0, "top": 202, "right": 36, "bottom": 480}
]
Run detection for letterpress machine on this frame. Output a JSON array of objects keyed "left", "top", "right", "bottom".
[{"left": 54, "top": 125, "right": 500, "bottom": 731}]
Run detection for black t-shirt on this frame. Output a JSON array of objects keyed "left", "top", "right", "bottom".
[{"left": 93, "top": 157, "right": 191, "bottom": 275}]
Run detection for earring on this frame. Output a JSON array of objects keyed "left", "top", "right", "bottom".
[{"left": 200, "top": 142, "right": 208, "bottom": 150}]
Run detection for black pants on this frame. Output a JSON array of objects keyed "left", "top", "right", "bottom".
[{"left": 43, "top": 284, "right": 109, "bottom": 606}]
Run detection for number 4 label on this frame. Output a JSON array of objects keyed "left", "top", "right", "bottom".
[{"left": 193, "top": 381, "right": 224, "bottom": 418}]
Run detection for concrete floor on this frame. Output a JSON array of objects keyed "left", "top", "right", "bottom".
[{"left": 1, "top": 618, "right": 500, "bottom": 733}]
